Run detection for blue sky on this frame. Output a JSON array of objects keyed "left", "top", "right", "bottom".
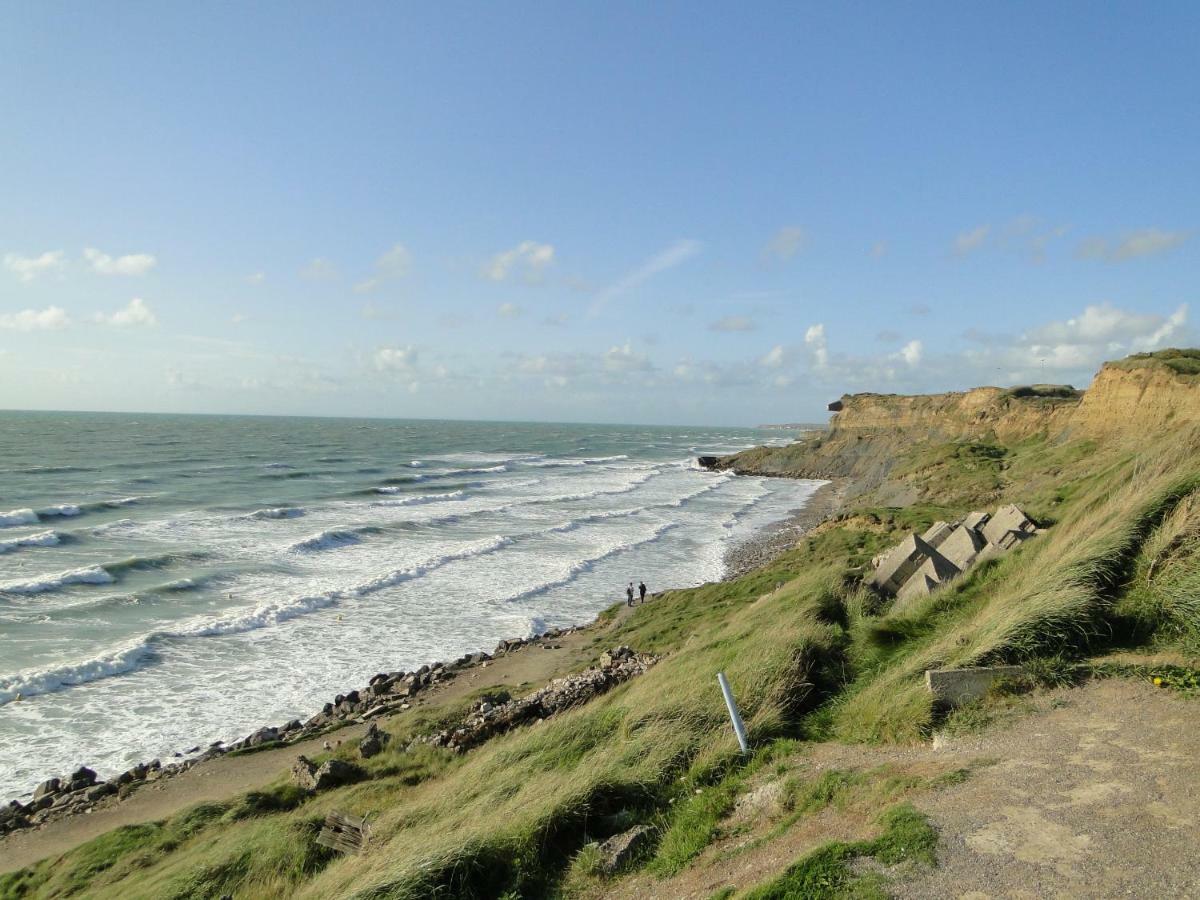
[{"left": 2, "top": 2, "right": 1197, "bottom": 424}]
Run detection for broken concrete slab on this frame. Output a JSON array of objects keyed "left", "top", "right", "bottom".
[
  {"left": 872, "top": 534, "right": 957, "bottom": 596},
  {"left": 925, "top": 665, "right": 1026, "bottom": 707},
  {"left": 937, "top": 523, "right": 987, "bottom": 570},
  {"left": 921, "top": 521, "right": 955, "bottom": 549},
  {"left": 963, "top": 510, "right": 990, "bottom": 532},
  {"left": 896, "top": 552, "right": 961, "bottom": 601},
  {"left": 982, "top": 504, "right": 1035, "bottom": 547}
]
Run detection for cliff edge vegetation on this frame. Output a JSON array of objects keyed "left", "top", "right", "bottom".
[{"left": 4, "top": 351, "right": 1200, "bottom": 899}]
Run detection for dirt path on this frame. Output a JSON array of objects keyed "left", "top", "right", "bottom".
[
  {"left": 893, "top": 678, "right": 1200, "bottom": 899},
  {"left": 0, "top": 607, "right": 633, "bottom": 873},
  {"left": 602, "top": 678, "right": 1200, "bottom": 899}
]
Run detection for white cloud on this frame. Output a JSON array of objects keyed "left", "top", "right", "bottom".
[
  {"left": 373, "top": 345, "right": 419, "bottom": 373},
  {"left": 0, "top": 305, "right": 70, "bottom": 330},
  {"left": 95, "top": 297, "right": 157, "bottom": 327},
  {"left": 231, "top": 312, "right": 247, "bottom": 324},
  {"left": 4, "top": 250, "right": 65, "bottom": 282},
  {"left": 590, "top": 239, "right": 700, "bottom": 315},
  {"left": 1076, "top": 228, "right": 1190, "bottom": 262},
  {"left": 604, "top": 340, "right": 653, "bottom": 373},
  {"left": 484, "top": 241, "right": 555, "bottom": 282},
  {"left": 300, "top": 257, "right": 337, "bottom": 280},
  {"left": 762, "top": 226, "right": 807, "bottom": 261},
  {"left": 898, "top": 339, "right": 923, "bottom": 367},
  {"left": 498, "top": 302, "right": 522, "bottom": 318},
  {"left": 805, "top": 323, "right": 828, "bottom": 370},
  {"left": 953, "top": 225, "right": 990, "bottom": 256},
  {"left": 355, "top": 243, "right": 412, "bottom": 293},
  {"left": 709, "top": 315, "right": 755, "bottom": 332},
  {"left": 246, "top": 272, "right": 265, "bottom": 285},
  {"left": 83, "top": 247, "right": 156, "bottom": 276},
  {"left": 1025, "top": 303, "right": 1170, "bottom": 346},
  {"left": 760, "top": 345, "right": 785, "bottom": 368}
]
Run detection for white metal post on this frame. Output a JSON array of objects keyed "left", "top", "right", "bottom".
[{"left": 717, "top": 671, "right": 749, "bottom": 755}]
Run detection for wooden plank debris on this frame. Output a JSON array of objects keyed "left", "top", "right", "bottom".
[{"left": 316, "top": 810, "right": 371, "bottom": 855}]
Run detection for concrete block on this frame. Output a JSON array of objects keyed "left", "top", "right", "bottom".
[{"left": 924, "top": 665, "right": 1025, "bottom": 707}]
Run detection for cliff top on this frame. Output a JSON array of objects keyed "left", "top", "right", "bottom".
[{"left": 1108, "top": 347, "right": 1200, "bottom": 379}]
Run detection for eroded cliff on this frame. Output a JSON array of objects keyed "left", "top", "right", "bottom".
[{"left": 718, "top": 350, "right": 1200, "bottom": 494}]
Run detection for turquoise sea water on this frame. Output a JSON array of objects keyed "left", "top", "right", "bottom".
[{"left": 0, "top": 411, "right": 820, "bottom": 797}]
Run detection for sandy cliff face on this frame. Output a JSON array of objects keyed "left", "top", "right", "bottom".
[
  {"left": 828, "top": 386, "right": 1078, "bottom": 444},
  {"left": 719, "top": 356, "right": 1200, "bottom": 487},
  {"left": 1069, "top": 362, "right": 1200, "bottom": 436}
]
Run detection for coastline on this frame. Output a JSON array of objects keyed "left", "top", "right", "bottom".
[
  {"left": 1, "top": 470, "right": 849, "bottom": 846},
  {"left": 721, "top": 478, "right": 847, "bottom": 580}
]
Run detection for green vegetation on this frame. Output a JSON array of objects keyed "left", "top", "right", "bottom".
[
  {"left": 1111, "top": 348, "right": 1200, "bottom": 378},
  {"left": 1001, "top": 384, "right": 1080, "bottom": 400},
  {"left": 7, "top": 358, "right": 1200, "bottom": 899},
  {"left": 739, "top": 803, "right": 937, "bottom": 899}
]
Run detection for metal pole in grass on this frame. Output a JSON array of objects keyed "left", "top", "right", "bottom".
[{"left": 717, "top": 672, "right": 749, "bottom": 755}]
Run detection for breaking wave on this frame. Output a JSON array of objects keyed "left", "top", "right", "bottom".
[
  {"left": 1, "top": 566, "right": 116, "bottom": 596},
  {"left": 494, "top": 522, "right": 679, "bottom": 605},
  {"left": 250, "top": 507, "right": 307, "bottom": 520},
  {"left": 0, "top": 530, "right": 61, "bottom": 554},
  {"left": 0, "top": 509, "right": 39, "bottom": 528}
]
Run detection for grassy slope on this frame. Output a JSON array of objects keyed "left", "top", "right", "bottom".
[{"left": 6, "top": 420, "right": 1200, "bottom": 898}]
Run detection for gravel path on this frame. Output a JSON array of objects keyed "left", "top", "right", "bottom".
[{"left": 894, "top": 678, "right": 1200, "bottom": 899}]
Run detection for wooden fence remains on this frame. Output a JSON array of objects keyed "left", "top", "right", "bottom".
[{"left": 316, "top": 810, "right": 371, "bottom": 855}]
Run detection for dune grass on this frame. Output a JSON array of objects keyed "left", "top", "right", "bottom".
[{"left": 6, "top": 421, "right": 1200, "bottom": 898}]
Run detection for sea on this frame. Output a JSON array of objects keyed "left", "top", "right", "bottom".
[{"left": 0, "top": 411, "right": 821, "bottom": 799}]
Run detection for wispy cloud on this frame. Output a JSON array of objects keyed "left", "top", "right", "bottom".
[
  {"left": 94, "top": 297, "right": 157, "bottom": 327},
  {"left": 355, "top": 243, "right": 412, "bottom": 292},
  {"left": 300, "top": 257, "right": 337, "bottom": 281},
  {"left": 246, "top": 272, "right": 266, "bottom": 285},
  {"left": 590, "top": 239, "right": 700, "bottom": 315},
  {"left": 497, "top": 302, "right": 521, "bottom": 318},
  {"left": 762, "top": 226, "right": 807, "bottom": 261},
  {"left": 1076, "top": 228, "right": 1190, "bottom": 262},
  {"left": 0, "top": 305, "right": 70, "bottom": 330},
  {"left": 84, "top": 247, "right": 156, "bottom": 276},
  {"left": 484, "top": 241, "right": 554, "bottom": 282},
  {"left": 3, "top": 250, "right": 65, "bottom": 282},
  {"left": 952, "top": 224, "right": 990, "bottom": 256},
  {"left": 709, "top": 315, "right": 755, "bottom": 332}
]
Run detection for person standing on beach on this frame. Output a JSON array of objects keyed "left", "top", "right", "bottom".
[
  {"left": 638, "top": 581, "right": 647, "bottom": 603},
  {"left": 626, "top": 583, "right": 635, "bottom": 606}
]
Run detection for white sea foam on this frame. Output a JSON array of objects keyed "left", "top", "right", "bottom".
[
  {"left": 0, "top": 641, "right": 157, "bottom": 705},
  {"left": 0, "top": 509, "right": 39, "bottom": 528},
  {"left": 39, "top": 505, "right": 82, "bottom": 518},
  {"left": 0, "top": 530, "right": 61, "bottom": 553},
  {"left": 291, "top": 529, "right": 364, "bottom": 553},
  {"left": 496, "top": 522, "right": 678, "bottom": 605},
  {"left": 373, "top": 489, "right": 468, "bottom": 506},
  {"left": 250, "top": 507, "right": 307, "bottom": 519},
  {"left": 1, "top": 565, "right": 116, "bottom": 595}
]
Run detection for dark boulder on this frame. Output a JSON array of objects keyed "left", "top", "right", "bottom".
[
  {"left": 359, "top": 723, "right": 388, "bottom": 759},
  {"left": 292, "top": 755, "right": 365, "bottom": 792},
  {"left": 595, "top": 825, "right": 653, "bottom": 874},
  {"left": 32, "top": 778, "right": 62, "bottom": 801}
]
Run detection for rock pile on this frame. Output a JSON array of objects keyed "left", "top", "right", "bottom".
[
  {"left": 1, "top": 623, "right": 585, "bottom": 835},
  {"left": 417, "top": 646, "right": 656, "bottom": 754}
]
